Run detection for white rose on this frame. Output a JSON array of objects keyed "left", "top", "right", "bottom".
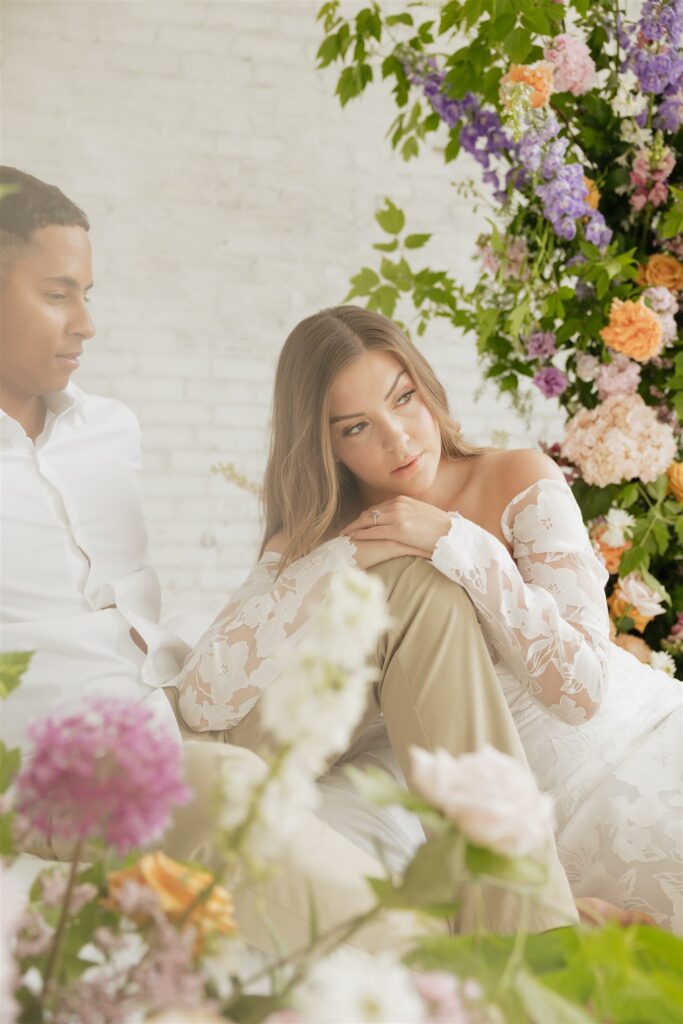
[
  {"left": 602, "top": 508, "right": 636, "bottom": 547},
  {"left": 409, "top": 744, "right": 554, "bottom": 858},
  {"left": 617, "top": 573, "right": 666, "bottom": 618}
]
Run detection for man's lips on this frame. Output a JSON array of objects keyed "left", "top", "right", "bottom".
[
  {"left": 392, "top": 452, "right": 422, "bottom": 474},
  {"left": 57, "top": 352, "right": 82, "bottom": 367}
]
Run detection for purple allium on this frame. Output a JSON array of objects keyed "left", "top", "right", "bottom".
[
  {"left": 15, "top": 698, "right": 190, "bottom": 854},
  {"left": 526, "top": 331, "right": 557, "bottom": 359},
  {"left": 533, "top": 367, "right": 568, "bottom": 398}
]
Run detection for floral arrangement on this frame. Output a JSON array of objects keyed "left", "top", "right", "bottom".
[
  {"left": 3, "top": 604, "right": 683, "bottom": 1022},
  {"left": 315, "top": 0, "right": 683, "bottom": 672}
]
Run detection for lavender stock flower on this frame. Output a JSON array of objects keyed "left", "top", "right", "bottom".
[{"left": 526, "top": 331, "right": 557, "bottom": 359}]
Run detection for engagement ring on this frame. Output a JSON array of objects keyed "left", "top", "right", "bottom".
[{"left": 371, "top": 510, "right": 380, "bottom": 525}]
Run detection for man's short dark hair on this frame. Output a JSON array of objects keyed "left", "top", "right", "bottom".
[{"left": 0, "top": 166, "right": 89, "bottom": 245}]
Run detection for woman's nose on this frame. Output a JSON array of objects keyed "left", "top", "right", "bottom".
[{"left": 381, "top": 417, "right": 409, "bottom": 452}]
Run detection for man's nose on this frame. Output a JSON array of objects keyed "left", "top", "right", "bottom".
[{"left": 71, "top": 303, "right": 96, "bottom": 341}]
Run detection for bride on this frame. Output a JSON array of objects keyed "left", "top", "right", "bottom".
[{"left": 176, "top": 305, "right": 682, "bottom": 932}]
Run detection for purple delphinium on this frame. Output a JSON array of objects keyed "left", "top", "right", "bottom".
[
  {"left": 626, "top": 0, "right": 683, "bottom": 94},
  {"left": 654, "top": 91, "right": 683, "bottom": 131},
  {"left": 15, "top": 697, "right": 190, "bottom": 853},
  {"left": 526, "top": 331, "right": 557, "bottom": 359},
  {"left": 533, "top": 367, "right": 568, "bottom": 397}
]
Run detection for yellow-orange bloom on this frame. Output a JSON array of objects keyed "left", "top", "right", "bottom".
[
  {"left": 668, "top": 462, "right": 683, "bottom": 502},
  {"left": 107, "top": 852, "right": 236, "bottom": 946},
  {"left": 599, "top": 298, "right": 663, "bottom": 362},
  {"left": 614, "top": 633, "right": 653, "bottom": 664},
  {"left": 608, "top": 592, "right": 653, "bottom": 634},
  {"left": 636, "top": 253, "right": 683, "bottom": 291},
  {"left": 592, "top": 524, "right": 632, "bottom": 574},
  {"left": 501, "top": 62, "right": 553, "bottom": 109},
  {"left": 584, "top": 177, "right": 600, "bottom": 210}
]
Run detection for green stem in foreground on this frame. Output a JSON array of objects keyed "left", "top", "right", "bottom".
[{"left": 39, "top": 837, "right": 85, "bottom": 1011}]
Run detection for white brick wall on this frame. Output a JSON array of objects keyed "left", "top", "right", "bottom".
[{"left": 2, "top": 0, "right": 564, "bottom": 616}]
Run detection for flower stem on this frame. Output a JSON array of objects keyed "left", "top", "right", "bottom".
[{"left": 39, "top": 837, "right": 84, "bottom": 1011}]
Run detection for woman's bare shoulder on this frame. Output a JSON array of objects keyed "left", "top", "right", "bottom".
[{"left": 477, "top": 448, "right": 566, "bottom": 505}]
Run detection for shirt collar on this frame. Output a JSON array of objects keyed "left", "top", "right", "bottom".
[{"left": 0, "top": 383, "right": 85, "bottom": 436}]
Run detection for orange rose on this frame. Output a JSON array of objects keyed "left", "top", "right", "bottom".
[
  {"left": 636, "top": 253, "right": 683, "bottom": 291},
  {"left": 501, "top": 62, "right": 553, "bottom": 109},
  {"left": 584, "top": 177, "right": 600, "bottom": 210},
  {"left": 614, "top": 633, "right": 653, "bottom": 663},
  {"left": 592, "top": 524, "right": 632, "bottom": 574},
  {"left": 608, "top": 592, "right": 653, "bottom": 633},
  {"left": 599, "top": 298, "right": 663, "bottom": 362},
  {"left": 667, "top": 462, "right": 683, "bottom": 502},
  {"left": 107, "top": 852, "right": 236, "bottom": 946}
]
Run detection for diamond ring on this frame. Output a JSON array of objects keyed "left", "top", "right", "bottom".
[{"left": 371, "top": 510, "right": 381, "bottom": 525}]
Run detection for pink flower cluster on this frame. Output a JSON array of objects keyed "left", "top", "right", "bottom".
[
  {"left": 630, "top": 145, "right": 676, "bottom": 211},
  {"left": 561, "top": 393, "right": 677, "bottom": 486},
  {"left": 15, "top": 698, "right": 190, "bottom": 854},
  {"left": 476, "top": 233, "right": 529, "bottom": 280},
  {"left": 643, "top": 285, "right": 680, "bottom": 345},
  {"left": 595, "top": 353, "right": 642, "bottom": 400},
  {"left": 543, "top": 34, "right": 596, "bottom": 95}
]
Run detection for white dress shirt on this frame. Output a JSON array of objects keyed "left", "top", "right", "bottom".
[{"left": 0, "top": 384, "right": 188, "bottom": 753}]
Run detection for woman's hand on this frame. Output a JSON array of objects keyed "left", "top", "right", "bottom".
[
  {"left": 344, "top": 537, "right": 428, "bottom": 570},
  {"left": 340, "top": 496, "right": 454, "bottom": 559}
]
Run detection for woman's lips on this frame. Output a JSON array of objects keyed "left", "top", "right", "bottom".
[{"left": 392, "top": 452, "right": 422, "bottom": 475}]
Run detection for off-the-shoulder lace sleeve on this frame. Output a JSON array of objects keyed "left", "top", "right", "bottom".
[
  {"left": 430, "top": 478, "right": 610, "bottom": 723},
  {"left": 176, "top": 537, "right": 357, "bottom": 731}
]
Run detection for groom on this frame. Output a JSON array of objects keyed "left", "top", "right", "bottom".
[{"left": 0, "top": 167, "right": 581, "bottom": 944}]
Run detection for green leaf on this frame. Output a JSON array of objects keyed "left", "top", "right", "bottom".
[
  {"left": 504, "top": 27, "right": 532, "bottom": 63},
  {"left": 373, "top": 238, "right": 399, "bottom": 252},
  {"left": 368, "top": 284, "right": 398, "bottom": 318},
  {"left": 0, "top": 812, "right": 15, "bottom": 857},
  {"left": 465, "top": 844, "right": 548, "bottom": 888},
  {"left": 515, "top": 968, "right": 595, "bottom": 1024},
  {"left": 0, "top": 651, "right": 32, "bottom": 700},
  {"left": 401, "top": 135, "right": 420, "bottom": 160},
  {"left": 571, "top": 480, "right": 621, "bottom": 520},
  {"left": 381, "top": 256, "right": 412, "bottom": 291},
  {"left": 0, "top": 742, "right": 21, "bottom": 792},
  {"left": 618, "top": 483, "right": 640, "bottom": 508},
  {"left": 618, "top": 546, "right": 648, "bottom": 576},
  {"left": 488, "top": 11, "right": 517, "bottom": 42},
  {"left": 316, "top": 34, "right": 339, "bottom": 67},
  {"left": 405, "top": 233, "right": 432, "bottom": 249},
  {"left": 653, "top": 520, "right": 671, "bottom": 556},
  {"left": 386, "top": 12, "right": 413, "bottom": 26},
  {"left": 375, "top": 198, "right": 405, "bottom": 235},
  {"left": 346, "top": 266, "right": 380, "bottom": 299}
]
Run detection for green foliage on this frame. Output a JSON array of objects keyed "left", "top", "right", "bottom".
[{"left": 0, "top": 650, "right": 32, "bottom": 700}]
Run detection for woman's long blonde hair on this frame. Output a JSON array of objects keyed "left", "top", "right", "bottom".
[{"left": 259, "top": 305, "right": 487, "bottom": 572}]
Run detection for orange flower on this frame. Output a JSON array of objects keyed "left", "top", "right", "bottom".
[
  {"left": 608, "top": 592, "right": 652, "bottom": 633},
  {"left": 501, "top": 62, "right": 553, "bottom": 109},
  {"left": 614, "top": 633, "right": 653, "bottom": 664},
  {"left": 107, "top": 852, "right": 236, "bottom": 947},
  {"left": 667, "top": 462, "right": 683, "bottom": 502},
  {"left": 592, "top": 524, "right": 632, "bottom": 574},
  {"left": 599, "top": 298, "right": 663, "bottom": 362},
  {"left": 636, "top": 253, "right": 683, "bottom": 291},
  {"left": 583, "top": 177, "right": 600, "bottom": 210}
]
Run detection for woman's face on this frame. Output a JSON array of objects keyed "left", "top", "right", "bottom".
[{"left": 328, "top": 350, "right": 442, "bottom": 502}]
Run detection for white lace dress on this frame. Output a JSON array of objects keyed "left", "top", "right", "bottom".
[{"left": 175, "top": 478, "right": 683, "bottom": 930}]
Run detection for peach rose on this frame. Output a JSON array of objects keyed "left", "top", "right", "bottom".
[
  {"left": 599, "top": 298, "right": 663, "bottom": 362},
  {"left": 584, "top": 176, "right": 600, "bottom": 210},
  {"left": 667, "top": 462, "right": 683, "bottom": 502},
  {"left": 501, "top": 62, "right": 553, "bottom": 108},
  {"left": 592, "top": 524, "right": 632, "bottom": 574},
  {"left": 614, "top": 633, "right": 653, "bottom": 663},
  {"left": 636, "top": 253, "right": 683, "bottom": 291},
  {"left": 106, "top": 852, "right": 236, "bottom": 945}
]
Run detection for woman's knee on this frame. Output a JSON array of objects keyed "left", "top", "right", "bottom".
[{"left": 370, "top": 556, "right": 478, "bottom": 625}]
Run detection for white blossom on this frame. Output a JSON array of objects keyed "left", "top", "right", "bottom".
[
  {"left": 409, "top": 744, "right": 554, "bottom": 858},
  {"left": 613, "top": 71, "right": 648, "bottom": 119},
  {"left": 619, "top": 120, "right": 653, "bottom": 147},
  {"left": 296, "top": 948, "right": 425, "bottom": 1023},
  {"left": 616, "top": 573, "right": 666, "bottom": 619},
  {"left": 575, "top": 353, "right": 600, "bottom": 382},
  {"left": 602, "top": 508, "right": 636, "bottom": 547},
  {"left": 650, "top": 651, "right": 676, "bottom": 677}
]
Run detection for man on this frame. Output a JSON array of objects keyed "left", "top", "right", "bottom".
[{"left": 0, "top": 166, "right": 188, "bottom": 753}]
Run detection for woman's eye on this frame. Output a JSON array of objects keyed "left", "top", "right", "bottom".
[
  {"left": 344, "top": 421, "right": 366, "bottom": 437},
  {"left": 397, "top": 389, "right": 416, "bottom": 405}
]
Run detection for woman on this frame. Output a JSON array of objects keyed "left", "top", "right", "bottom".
[{"left": 177, "top": 306, "right": 681, "bottom": 932}]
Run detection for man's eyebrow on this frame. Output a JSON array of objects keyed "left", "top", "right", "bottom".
[
  {"left": 42, "top": 276, "right": 94, "bottom": 291},
  {"left": 329, "top": 370, "right": 407, "bottom": 424}
]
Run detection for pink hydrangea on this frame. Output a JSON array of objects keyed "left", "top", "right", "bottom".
[
  {"left": 595, "top": 353, "right": 642, "bottom": 400},
  {"left": 15, "top": 698, "right": 190, "bottom": 854},
  {"left": 561, "top": 393, "right": 677, "bottom": 486},
  {"left": 544, "top": 34, "right": 596, "bottom": 95}
]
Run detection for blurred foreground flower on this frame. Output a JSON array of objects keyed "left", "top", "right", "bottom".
[
  {"left": 409, "top": 744, "right": 554, "bottom": 857},
  {"left": 15, "top": 698, "right": 190, "bottom": 853},
  {"left": 107, "top": 851, "right": 236, "bottom": 946}
]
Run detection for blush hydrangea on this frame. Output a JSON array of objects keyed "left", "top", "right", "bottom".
[{"left": 15, "top": 698, "right": 190, "bottom": 853}]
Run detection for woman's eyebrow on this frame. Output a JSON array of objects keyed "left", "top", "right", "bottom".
[{"left": 329, "top": 370, "right": 407, "bottom": 424}]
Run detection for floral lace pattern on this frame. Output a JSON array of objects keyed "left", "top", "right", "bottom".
[
  {"left": 177, "top": 538, "right": 356, "bottom": 731},
  {"left": 431, "top": 478, "right": 610, "bottom": 723}
]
